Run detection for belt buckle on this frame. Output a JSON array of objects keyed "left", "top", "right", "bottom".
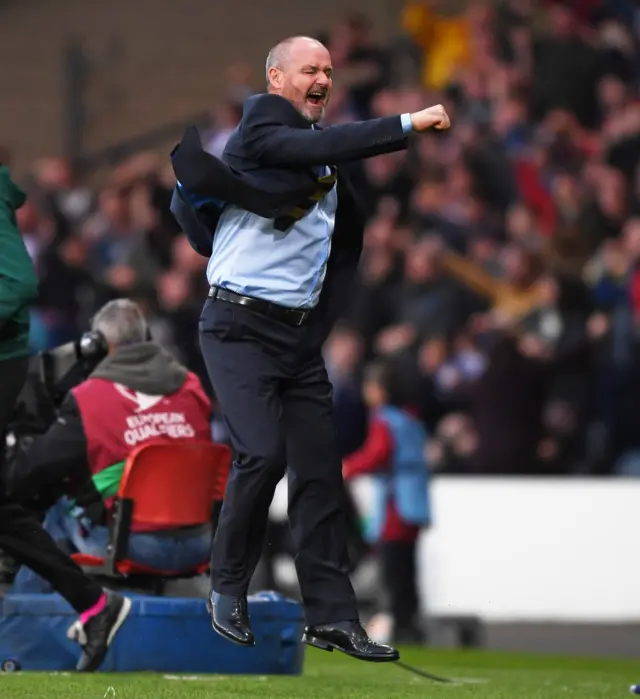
[{"left": 294, "top": 311, "right": 308, "bottom": 327}]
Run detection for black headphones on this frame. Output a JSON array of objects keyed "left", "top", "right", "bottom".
[
  {"left": 76, "top": 330, "right": 109, "bottom": 361},
  {"left": 76, "top": 324, "right": 152, "bottom": 360}
]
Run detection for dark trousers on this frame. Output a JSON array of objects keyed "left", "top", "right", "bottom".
[
  {"left": 380, "top": 540, "right": 420, "bottom": 635},
  {"left": 0, "top": 356, "right": 101, "bottom": 612},
  {"left": 200, "top": 299, "right": 358, "bottom": 626}
]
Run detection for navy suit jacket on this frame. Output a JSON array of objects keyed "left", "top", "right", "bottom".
[{"left": 170, "top": 92, "right": 409, "bottom": 346}]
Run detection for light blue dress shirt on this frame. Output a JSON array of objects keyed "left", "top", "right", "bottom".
[{"left": 204, "top": 113, "right": 414, "bottom": 310}]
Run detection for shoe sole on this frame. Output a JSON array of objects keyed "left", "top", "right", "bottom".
[
  {"left": 206, "top": 599, "right": 255, "bottom": 647},
  {"left": 302, "top": 634, "right": 400, "bottom": 663}
]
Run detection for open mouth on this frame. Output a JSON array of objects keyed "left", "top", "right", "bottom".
[{"left": 306, "top": 90, "right": 326, "bottom": 107}]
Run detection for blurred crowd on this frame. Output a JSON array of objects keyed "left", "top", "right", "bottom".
[{"left": 7, "top": 0, "right": 640, "bottom": 476}]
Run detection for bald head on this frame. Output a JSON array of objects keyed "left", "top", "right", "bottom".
[
  {"left": 265, "top": 36, "right": 333, "bottom": 123},
  {"left": 265, "top": 36, "right": 325, "bottom": 81},
  {"left": 265, "top": 37, "right": 295, "bottom": 83}
]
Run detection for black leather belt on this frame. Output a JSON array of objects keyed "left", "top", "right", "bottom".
[{"left": 208, "top": 286, "right": 310, "bottom": 327}]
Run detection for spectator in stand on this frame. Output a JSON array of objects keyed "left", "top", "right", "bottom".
[
  {"left": 401, "top": 0, "right": 472, "bottom": 90},
  {"left": 324, "top": 324, "right": 368, "bottom": 459},
  {"left": 531, "top": 4, "right": 601, "bottom": 128},
  {"left": 327, "top": 12, "right": 389, "bottom": 120}
]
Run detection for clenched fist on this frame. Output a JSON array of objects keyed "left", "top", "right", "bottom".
[{"left": 410, "top": 104, "right": 451, "bottom": 133}]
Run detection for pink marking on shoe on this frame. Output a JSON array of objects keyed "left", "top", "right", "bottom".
[{"left": 79, "top": 593, "right": 107, "bottom": 626}]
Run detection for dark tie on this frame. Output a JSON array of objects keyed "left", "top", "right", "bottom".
[{"left": 273, "top": 166, "right": 337, "bottom": 232}]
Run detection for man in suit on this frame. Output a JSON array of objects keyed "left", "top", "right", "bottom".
[{"left": 170, "top": 35, "right": 450, "bottom": 662}]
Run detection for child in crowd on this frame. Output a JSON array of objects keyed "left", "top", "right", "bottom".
[{"left": 343, "top": 360, "right": 431, "bottom": 644}]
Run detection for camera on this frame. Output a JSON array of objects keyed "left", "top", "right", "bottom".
[
  {"left": 36, "top": 330, "right": 109, "bottom": 409},
  {"left": 4, "top": 331, "right": 109, "bottom": 477}
]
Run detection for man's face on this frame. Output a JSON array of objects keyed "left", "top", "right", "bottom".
[{"left": 272, "top": 39, "right": 333, "bottom": 123}]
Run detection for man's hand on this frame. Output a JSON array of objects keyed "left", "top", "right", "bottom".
[{"left": 410, "top": 105, "right": 451, "bottom": 133}]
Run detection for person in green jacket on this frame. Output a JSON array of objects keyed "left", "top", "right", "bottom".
[
  {"left": 0, "top": 162, "right": 132, "bottom": 672},
  {"left": 0, "top": 162, "right": 39, "bottom": 365}
]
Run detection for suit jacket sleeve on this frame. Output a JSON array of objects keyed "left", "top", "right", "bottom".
[
  {"left": 241, "top": 94, "right": 410, "bottom": 167},
  {"left": 171, "top": 126, "right": 317, "bottom": 219}
]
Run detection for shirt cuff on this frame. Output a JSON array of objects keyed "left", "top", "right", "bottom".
[{"left": 400, "top": 113, "right": 413, "bottom": 134}]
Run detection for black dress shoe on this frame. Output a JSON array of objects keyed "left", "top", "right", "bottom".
[
  {"left": 302, "top": 620, "right": 399, "bottom": 662},
  {"left": 206, "top": 591, "right": 255, "bottom": 646}
]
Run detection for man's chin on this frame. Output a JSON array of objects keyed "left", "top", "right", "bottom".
[{"left": 302, "top": 106, "right": 325, "bottom": 124}]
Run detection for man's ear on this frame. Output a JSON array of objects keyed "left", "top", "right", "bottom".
[{"left": 268, "top": 67, "right": 283, "bottom": 90}]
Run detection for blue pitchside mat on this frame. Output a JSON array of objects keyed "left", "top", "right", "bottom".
[{"left": 0, "top": 590, "right": 305, "bottom": 674}]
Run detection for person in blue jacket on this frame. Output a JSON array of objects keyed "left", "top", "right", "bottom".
[{"left": 343, "top": 359, "right": 431, "bottom": 643}]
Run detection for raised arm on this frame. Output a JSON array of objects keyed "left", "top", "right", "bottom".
[{"left": 240, "top": 93, "right": 449, "bottom": 168}]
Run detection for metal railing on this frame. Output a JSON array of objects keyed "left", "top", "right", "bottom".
[{"left": 75, "top": 111, "right": 210, "bottom": 175}]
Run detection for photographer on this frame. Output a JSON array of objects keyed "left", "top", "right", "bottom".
[
  {"left": 0, "top": 160, "right": 131, "bottom": 672},
  {"left": 9, "top": 298, "right": 214, "bottom": 592}
]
